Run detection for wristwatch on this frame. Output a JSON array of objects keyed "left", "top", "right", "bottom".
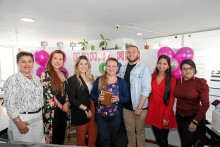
[{"left": 137, "top": 105, "right": 142, "bottom": 109}]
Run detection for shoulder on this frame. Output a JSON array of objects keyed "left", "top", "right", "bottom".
[
  {"left": 171, "top": 76, "right": 176, "bottom": 82},
  {"left": 195, "top": 77, "right": 209, "bottom": 92},
  {"left": 117, "top": 76, "right": 124, "bottom": 83}
]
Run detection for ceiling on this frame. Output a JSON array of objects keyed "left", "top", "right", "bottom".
[{"left": 1, "top": 0, "right": 220, "bottom": 43}]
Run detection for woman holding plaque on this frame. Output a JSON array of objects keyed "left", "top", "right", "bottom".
[{"left": 90, "top": 57, "right": 129, "bottom": 147}]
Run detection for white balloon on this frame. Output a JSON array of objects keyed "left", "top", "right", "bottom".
[{"left": 170, "top": 58, "right": 179, "bottom": 71}]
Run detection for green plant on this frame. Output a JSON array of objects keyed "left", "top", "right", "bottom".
[
  {"left": 99, "top": 34, "right": 110, "bottom": 49},
  {"left": 125, "top": 43, "right": 133, "bottom": 49},
  {"left": 78, "top": 39, "right": 88, "bottom": 50}
]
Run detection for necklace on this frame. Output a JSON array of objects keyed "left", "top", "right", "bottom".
[{"left": 26, "top": 75, "right": 32, "bottom": 79}]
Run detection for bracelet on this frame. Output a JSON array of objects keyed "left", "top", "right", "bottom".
[
  {"left": 84, "top": 108, "right": 89, "bottom": 112},
  {"left": 137, "top": 105, "right": 142, "bottom": 109},
  {"left": 192, "top": 121, "right": 198, "bottom": 126}
]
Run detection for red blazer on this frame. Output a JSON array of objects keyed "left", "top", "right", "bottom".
[{"left": 145, "top": 73, "right": 177, "bottom": 129}]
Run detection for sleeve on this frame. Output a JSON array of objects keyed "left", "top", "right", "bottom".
[
  {"left": 141, "top": 66, "right": 152, "bottom": 97},
  {"left": 194, "top": 78, "right": 210, "bottom": 122},
  {"left": 119, "top": 78, "right": 129, "bottom": 103},
  {"left": 90, "top": 78, "right": 100, "bottom": 102},
  {"left": 67, "top": 76, "right": 81, "bottom": 108},
  {"left": 163, "top": 77, "right": 176, "bottom": 120},
  {"left": 3, "top": 76, "right": 19, "bottom": 119}
]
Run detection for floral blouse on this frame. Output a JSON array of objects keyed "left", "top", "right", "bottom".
[
  {"left": 41, "top": 71, "right": 69, "bottom": 144},
  {"left": 3, "top": 72, "right": 43, "bottom": 119}
]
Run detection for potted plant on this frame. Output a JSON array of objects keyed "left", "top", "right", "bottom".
[
  {"left": 78, "top": 39, "right": 88, "bottom": 50},
  {"left": 125, "top": 43, "right": 133, "bottom": 49},
  {"left": 144, "top": 42, "right": 149, "bottom": 49},
  {"left": 115, "top": 44, "right": 119, "bottom": 50},
  {"left": 91, "top": 45, "right": 95, "bottom": 50},
  {"left": 99, "top": 34, "right": 110, "bottom": 50}
]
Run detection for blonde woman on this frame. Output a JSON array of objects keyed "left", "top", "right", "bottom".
[{"left": 68, "top": 55, "right": 97, "bottom": 147}]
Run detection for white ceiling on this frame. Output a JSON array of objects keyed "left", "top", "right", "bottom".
[{"left": 1, "top": 0, "right": 220, "bottom": 42}]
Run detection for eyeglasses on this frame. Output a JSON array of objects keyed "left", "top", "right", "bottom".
[
  {"left": 182, "top": 67, "right": 194, "bottom": 71},
  {"left": 126, "top": 51, "right": 138, "bottom": 54}
]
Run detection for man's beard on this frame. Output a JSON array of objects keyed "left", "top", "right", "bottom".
[{"left": 127, "top": 56, "right": 138, "bottom": 63}]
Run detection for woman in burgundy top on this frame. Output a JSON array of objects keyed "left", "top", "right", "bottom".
[{"left": 174, "top": 59, "right": 209, "bottom": 147}]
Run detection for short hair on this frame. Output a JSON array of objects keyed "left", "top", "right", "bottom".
[
  {"left": 16, "top": 51, "right": 34, "bottom": 63},
  {"left": 127, "top": 45, "right": 139, "bottom": 50},
  {"left": 181, "top": 59, "right": 197, "bottom": 74}
]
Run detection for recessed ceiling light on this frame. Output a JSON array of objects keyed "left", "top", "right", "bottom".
[
  {"left": 20, "top": 17, "right": 35, "bottom": 22},
  {"left": 137, "top": 33, "right": 143, "bottom": 36}
]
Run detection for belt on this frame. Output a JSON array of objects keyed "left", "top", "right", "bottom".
[{"left": 21, "top": 108, "right": 41, "bottom": 114}]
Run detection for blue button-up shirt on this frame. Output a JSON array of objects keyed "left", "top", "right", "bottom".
[{"left": 118, "top": 61, "right": 152, "bottom": 110}]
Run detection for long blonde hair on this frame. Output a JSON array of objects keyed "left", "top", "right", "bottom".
[
  {"left": 98, "top": 57, "right": 118, "bottom": 90},
  {"left": 74, "top": 55, "right": 94, "bottom": 87}
]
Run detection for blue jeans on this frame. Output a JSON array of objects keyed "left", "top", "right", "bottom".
[{"left": 97, "top": 114, "right": 121, "bottom": 147}]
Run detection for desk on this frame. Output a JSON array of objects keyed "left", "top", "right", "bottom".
[{"left": 205, "top": 124, "right": 220, "bottom": 146}]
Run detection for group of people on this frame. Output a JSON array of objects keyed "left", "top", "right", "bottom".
[{"left": 3, "top": 45, "right": 209, "bottom": 147}]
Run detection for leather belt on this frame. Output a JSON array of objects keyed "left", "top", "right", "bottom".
[{"left": 21, "top": 108, "right": 41, "bottom": 114}]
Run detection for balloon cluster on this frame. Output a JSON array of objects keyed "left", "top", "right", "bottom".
[
  {"left": 157, "top": 47, "right": 194, "bottom": 79},
  {"left": 34, "top": 50, "right": 69, "bottom": 78}
]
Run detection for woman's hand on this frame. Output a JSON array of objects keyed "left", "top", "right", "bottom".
[
  {"left": 111, "top": 95, "right": 119, "bottom": 103},
  {"left": 98, "top": 94, "right": 104, "bottom": 102},
  {"left": 188, "top": 120, "right": 198, "bottom": 132},
  {"left": 85, "top": 109, "right": 92, "bottom": 118},
  {"left": 15, "top": 120, "right": 29, "bottom": 134},
  {"left": 62, "top": 102, "right": 69, "bottom": 112},
  {"left": 162, "top": 119, "right": 170, "bottom": 126}
]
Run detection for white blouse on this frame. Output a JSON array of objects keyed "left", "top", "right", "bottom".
[{"left": 3, "top": 72, "right": 44, "bottom": 119}]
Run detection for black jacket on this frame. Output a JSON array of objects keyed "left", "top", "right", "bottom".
[{"left": 67, "top": 74, "right": 91, "bottom": 125}]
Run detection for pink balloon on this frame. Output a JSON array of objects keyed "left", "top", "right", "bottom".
[
  {"left": 36, "top": 66, "right": 46, "bottom": 78},
  {"left": 172, "top": 67, "right": 182, "bottom": 79},
  {"left": 174, "top": 47, "right": 194, "bottom": 64},
  {"left": 60, "top": 67, "right": 69, "bottom": 77},
  {"left": 157, "top": 47, "right": 175, "bottom": 59},
  {"left": 34, "top": 50, "right": 49, "bottom": 66}
]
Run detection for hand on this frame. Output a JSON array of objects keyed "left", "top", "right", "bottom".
[
  {"left": 85, "top": 109, "right": 92, "bottom": 118},
  {"left": 98, "top": 94, "right": 104, "bottom": 102},
  {"left": 62, "top": 102, "right": 69, "bottom": 112},
  {"left": 162, "top": 119, "right": 170, "bottom": 126},
  {"left": 16, "top": 120, "right": 30, "bottom": 134},
  {"left": 135, "top": 108, "right": 142, "bottom": 116},
  {"left": 111, "top": 96, "right": 119, "bottom": 103},
  {"left": 188, "top": 121, "right": 197, "bottom": 132}
]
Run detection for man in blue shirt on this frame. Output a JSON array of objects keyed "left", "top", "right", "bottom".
[{"left": 119, "top": 45, "right": 151, "bottom": 147}]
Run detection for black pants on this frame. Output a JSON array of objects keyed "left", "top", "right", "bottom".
[
  {"left": 176, "top": 112, "right": 206, "bottom": 147},
  {"left": 52, "top": 108, "right": 67, "bottom": 144},
  {"left": 151, "top": 125, "right": 169, "bottom": 147}
]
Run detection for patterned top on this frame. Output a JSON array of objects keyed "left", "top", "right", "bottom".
[
  {"left": 3, "top": 72, "right": 44, "bottom": 119},
  {"left": 97, "top": 81, "right": 119, "bottom": 117},
  {"left": 41, "top": 71, "right": 69, "bottom": 144}
]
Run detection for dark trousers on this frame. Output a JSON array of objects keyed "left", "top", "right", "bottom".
[
  {"left": 52, "top": 108, "right": 67, "bottom": 144},
  {"left": 97, "top": 114, "right": 121, "bottom": 147},
  {"left": 176, "top": 112, "right": 206, "bottom": 147},
  {"left": 152, "top": 125, "right": 169, "bottom": 147}
]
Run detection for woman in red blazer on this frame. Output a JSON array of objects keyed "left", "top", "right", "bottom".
[{"left": 145, "top": 55, "right": 177, "bottom": 147}]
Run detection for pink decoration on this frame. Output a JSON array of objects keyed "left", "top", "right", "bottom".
[
  {"left": 60, "top": 67, "right": 69, "bottom": 77},
  {"left": 157, "top": 47, "right": 175, "bottom": 59},
  {"left": 174, "top": 47, "right": 194, "bottom": 64},
  {"left": 34, "top": 50, "right": 49, "bottom": 66},
  {"left": 172, "top": 67, "right": 182, "bottom": 79},
  {"left": 36, "top": 66, "right": 46, "bottom": 78}
]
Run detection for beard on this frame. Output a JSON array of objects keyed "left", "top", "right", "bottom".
[{"left": 127, "top": 56, "right": 139, "bottom": 63}]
